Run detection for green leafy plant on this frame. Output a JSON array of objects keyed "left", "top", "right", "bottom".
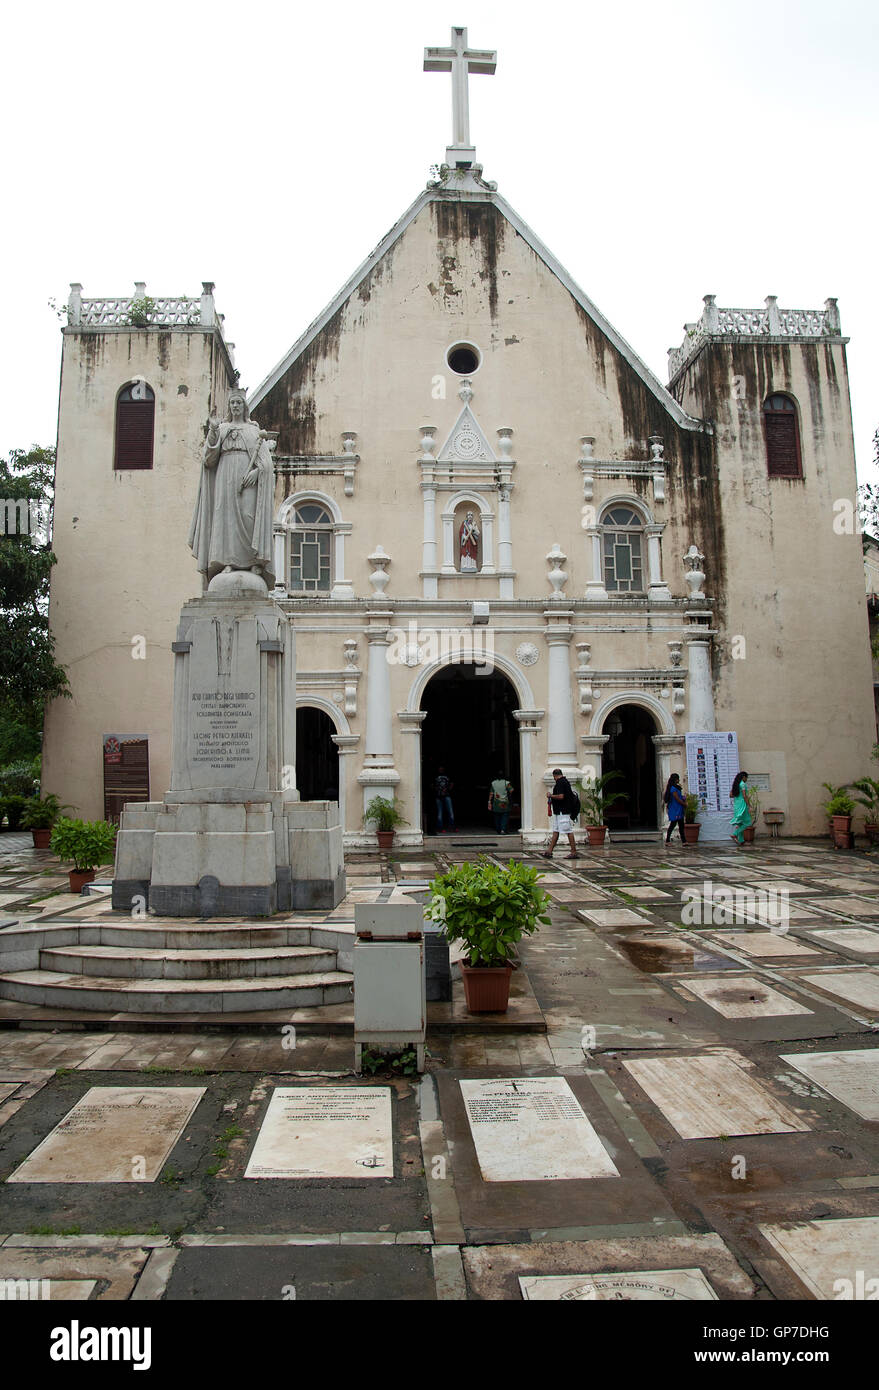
[
  {"left": 576, "top": 771, "right": 628, "bottom": 826},
  {"left": 852, "top": 778, "right": 879, "bottom": 822},
  {"left": 49, "top": 816, "right": 117, "bottom": 871},
  {"left": 0, "top": 758, "right": 41, "bottom": 798},
  {"left": 363, "top": 796, "right": 408, "bottom": 832},
  {"left": 427, "top": 857, "right": 550, "bottom": 967},
  {"left": 822, "top": 783, "right": 856, "bottom": 818},
  {"left": 683, "top": 793, "right": 704, "bottom": 824},
  {"left": 360, "top": 1046, "right": 418, "bottom": 1077},
  {"left": 127, "top": 295, "right": 156, "bottom": 327},
  {"left": 21, "top": 793, "right": 72, "bottom": 830}
]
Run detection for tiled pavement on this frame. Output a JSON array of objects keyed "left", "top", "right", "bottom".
[{"left": 0, "top": 835, "right": 878, "bottom": 1304}]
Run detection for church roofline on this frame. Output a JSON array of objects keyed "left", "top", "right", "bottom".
[{"left": 250, "top": 179, "right": 706, "bottom": 433}]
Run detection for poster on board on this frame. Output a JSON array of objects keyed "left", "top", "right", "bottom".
[{"left": 685, "top": 732, "right": 740, "bottom": 841}]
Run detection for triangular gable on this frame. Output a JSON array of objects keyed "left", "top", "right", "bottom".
[
  {"left": 436, "top": 402, "right": 497, "bottom": 464},
  {"left": 250, "top": 178, "right": 705, "bottom": 434}
]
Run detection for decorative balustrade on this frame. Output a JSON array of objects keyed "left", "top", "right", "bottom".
[
  {"left": 667, "top": 294, "right": 842, "bottom": 381},
  {"left": 66, "top": 281, "right": 221, "bottom": 331}
]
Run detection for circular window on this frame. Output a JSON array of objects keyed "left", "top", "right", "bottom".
[{"left": 446, "top": 342, "right": 481, "bottom": 375}]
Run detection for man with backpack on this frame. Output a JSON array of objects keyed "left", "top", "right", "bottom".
[
  {"left": 542, "top": 768, "right": 581, "bottom": 860},
  {"left": 487, "top": 772, "right": 514, "bottom": 834}
]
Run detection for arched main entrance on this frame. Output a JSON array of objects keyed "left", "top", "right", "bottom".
[
  {"left": 420, "top": 664, "right": 520, "bottom": 833},
  {"left": 296, "top": 706, "right": 339, "bottom": 801},
  {"left": 601, "top": 704, "right": 658, "bottom": 829}
]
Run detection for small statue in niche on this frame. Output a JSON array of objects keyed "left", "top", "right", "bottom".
[{"left": 459, "top": 510, "right": 480, "bottom": 572}]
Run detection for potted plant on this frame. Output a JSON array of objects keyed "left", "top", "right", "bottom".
[
  {"left": 683, "top": 793, "right": 704, "bottom": 843},
  {"left": 577, "top": 772, "right": 627, "bottom": 846},
  {"left": 427, "top": 857, "right": 550, "bottom": 1012},
  {"left": 21, "top": 794, "right": 72, "bottom": 849},
  {"left": 822, "top": 783, "right": 856, "bottom": 848},
  {"left": 852, "top": 778, "right": 879, "bottom": 845},
  {"left": 49, "top": 817, "right": 117, "bottom": 892},
  {"left": 742, "top": 786, "right": 760, "bottom": 843},
  {"left": 363, "top": 795, "right": 407, "bottom": 850}
]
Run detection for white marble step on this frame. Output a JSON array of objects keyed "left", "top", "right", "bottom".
[
  {"left": 39, "top": 944, "right": 338, "bottom": 981},
  {"left": 0, "top": 969, "right": 354, "bottom": 1014},
  {"left": 95, "top": 923, "right": 313, "bottom": 950}
]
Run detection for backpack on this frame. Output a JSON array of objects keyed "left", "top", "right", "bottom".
[{"left": 569, "top": 790, "right": 581, "bottom": 820}]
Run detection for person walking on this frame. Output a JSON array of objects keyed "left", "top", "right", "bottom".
[
  {"left": 542, "top": 768, "right": 580, "bottom": 860},
  {"left": 730, "top": 770, "right": 753, "bottom": 845},
  {"left": 488, "top": 772, "right": 514, "bottom": 834},
  {"left": 663, "top": 773, "right": 686, "bottom": 844},
  {"left": 434, "top": 767, "right": 456, "bottom": 834}
]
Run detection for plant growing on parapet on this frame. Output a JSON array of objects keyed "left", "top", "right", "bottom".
[
  {"left": 576, "top": 771, "right": 628, "bottom": 826},
  {"left": 362, "top": 796, "right": 408, "bottom": 832},
  {"left": 127, "top": 296, "right": 156, "bottom": 327},
  {"left": 49, "top": 817, "right": 117, "bottom": 872},
  {"left": 427, "top": 857, "right": 550, "bottom": 968},
  {"left": 821, "top": 783, "right": 856, "bottom": 818}
]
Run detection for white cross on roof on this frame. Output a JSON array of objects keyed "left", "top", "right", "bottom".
[{"left": 424, "top": 25, "right": 497, "bottom": 168}]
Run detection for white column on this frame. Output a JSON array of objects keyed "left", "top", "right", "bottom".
[
  {"left": 480, "top": 510, "right": 495, "bottom": 573},
  {"left": 652, "top": 735, "right": 685, "bottom": 825},
  {"left": 398, "top": 711, "right": 428, "bottom": 845},
  {"left": 331, "top": 523, "right": 354, "bottom": 598},
  {"left": 441, "top": 513, "right": 456, "bottom": 573},
  {"left": 513, "top": 710, "right": 545, "bottom": 838},
  {"left": 686, "top": 634, "right": 716, "bottom": 731},
  {"left": 580, "top": 733, "right": 609, "bottom": 784},
  {"left": 497, "top": 483, "right": 514, "bottom": 597},
  {"left": 422, "top": 484, "right": 438, "bottom": 598},
  {"left": 544, "top": 616, "right": 577, "bottom": 766},
  {"left": 585, "top": 526, "right": 608, "bottom": 599},
  {"left": 646, "top": 525, "right": 671, "bottom": 601},
  {"left": 273, "top": 527, "right": 286, "bottom": 592},
  {"left": 331, "top": 733, "right": 359, "bottom": 843},
  {"left": 357, "top": 615, "right": 401, "bottom": 812}
]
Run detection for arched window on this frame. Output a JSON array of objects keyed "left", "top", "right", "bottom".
[
  {"left": 290, "top": 502, "right": 333, "bottom": 593},
  {"left": 763, "top": 393, "right": 802, "bottom": 478},
  {"left": 602, "top": 505, "right": 645, "bottom": 593},
  {"left": 114, "top": 381, "right": 155, "bottom": 470}
]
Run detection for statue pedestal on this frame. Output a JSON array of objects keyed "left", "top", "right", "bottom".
[{"left": 112, "top": 594, "right": 345, "bottom": 915}]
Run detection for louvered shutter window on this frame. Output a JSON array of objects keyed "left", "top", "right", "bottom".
[
  {"left": 763, "top": 394, "right": 802, "bottom": 478},
  {"left": 114, "top": 382, "right": 155, "bottom": 470}
]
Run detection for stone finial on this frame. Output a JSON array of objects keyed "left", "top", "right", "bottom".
[
  {"left": 765, "top": 295, "right": 782, "bottom": 334},
  {"left": 824, "top": 297, "right": 841, "bottom": 334},
  {"left": 578, "top": 436, "right": 595, "bottom": 463},
  {"left": 419, "top": 426, "right": 437, "bottom": 462},
  {"left": 200, "top": 283, "right": 216, "bottom": 326},
  {"left": 68, "top": 283, "right": 83, "bottom": 326},
  {"left": 458, "top": 379, "right": 473, "bottom": 405},
  {"left": 134, "top": 282, "right": 146, "bottom": 299},
  {"left": 368, "top": 545, "right": 392, "bottom": 597},
  {"left": 546, "top": 543, "right": 568, "bottom": 601},
  {"left": 667, "top": 640, "right": 683, "bottom": 667},
  {"left": 683, "top": 545, "right": 706, "bottom": 601},
  {"left": 496, "top": 427, "right": 514, "bottom": 460},
  {"left": 343, "top": 639, "right": 358, "bottom": 668},
  {"left": 341, "top": 432, "right": 358, "bottom": 457},
  {"left": 648, "top": 435, "right": 664, "bottom": 462},
  {"left": 703, "top": 294, "right": 719, "bottom": 333}
]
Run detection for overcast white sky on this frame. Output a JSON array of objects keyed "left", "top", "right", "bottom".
[{"left": 3, "top": 0, "right": 876, "bottom": 479}]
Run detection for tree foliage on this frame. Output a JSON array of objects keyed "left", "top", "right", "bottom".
[{"left": 0, "top": 445, "right": 69, "bottom": 764}]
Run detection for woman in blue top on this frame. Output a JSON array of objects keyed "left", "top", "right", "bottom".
[
  {"left": 663, "top": 774, "right": 686, "bottom": 844},
  {"left": 730, "top": 770, "right": 752, "bottom": 844}
]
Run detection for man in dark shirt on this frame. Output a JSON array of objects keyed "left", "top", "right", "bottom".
[{"left": 542, "top": 768, "right": 580, "bottom": 859}]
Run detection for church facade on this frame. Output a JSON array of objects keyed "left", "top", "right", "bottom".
[{"left": 40, "top": 59, "right": 874, "bottom": 843}]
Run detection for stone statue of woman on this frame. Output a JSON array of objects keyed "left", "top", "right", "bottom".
[{"left": 189, "top": 388, "right": 276, "bottom": 593}]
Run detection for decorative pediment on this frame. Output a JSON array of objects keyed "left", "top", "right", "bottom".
[{"left": 436, "top": 404, "right": 497, "bottom": 464}]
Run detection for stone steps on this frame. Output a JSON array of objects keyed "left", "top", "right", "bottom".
[
  {"left": 0, "top": 969, "right": 354, "bottom": 1014},
  {"left": 39, "top": 944, "right": 338, "bottom": 981}
]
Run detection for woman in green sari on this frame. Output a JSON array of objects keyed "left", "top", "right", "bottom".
[{"left": 730, "top": 770, "right": 752, "bottom": 844}]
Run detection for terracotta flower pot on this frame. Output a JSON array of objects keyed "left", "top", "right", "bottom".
[
  {"left": 31, "top": 829, "right": 52, "bottom": 849},
  {"left": 460, "top": 962, "right": 513, "bottom": 1013},
  {"left": 683, "top": 822, "right": 701, "bottom": 843},
  {"left": 585, "top": 826, "right": 607, "bottom": 846},
  {"left": 742, "top": 826, "right": 756, "bottom": 843},
  {"left": 68, "top": 868, "right": 96, "bottom": 893},
  {"left": 865, "top": 823, "right": 879, "bottom": 844},
  {"left": 376, "top": 830, "right": 395, "bottom": 850}
]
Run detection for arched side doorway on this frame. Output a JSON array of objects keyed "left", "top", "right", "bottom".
[
  {"left": 420, "top": 664, "right": 521, "bottom": 833},
  {"left": 296, "top": 706, "right": 340, "bottom": 802},
  {"left": 601, "top": 703, "right": 659, "bottom": 829}
]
